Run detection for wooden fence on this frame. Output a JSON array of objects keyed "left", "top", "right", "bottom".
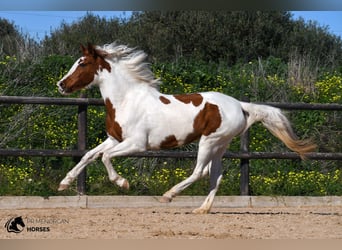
[{"left": 1, "top": 95, "right": 342, "bottom": 195}]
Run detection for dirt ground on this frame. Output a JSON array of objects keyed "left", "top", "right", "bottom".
[{"left": 1, "top": 206, "right": 342, "bottom": 239}]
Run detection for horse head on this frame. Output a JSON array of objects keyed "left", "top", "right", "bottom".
[
  {"left": 57, "top": 43, "right": 111, "bottom": 95},
  {"left": 5, "top": 216, "right": 25, "bottom": 233}
]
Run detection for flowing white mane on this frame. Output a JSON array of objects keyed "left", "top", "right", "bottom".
[{"left": 96, "top": 43, "right": 161, "bottom": 87}]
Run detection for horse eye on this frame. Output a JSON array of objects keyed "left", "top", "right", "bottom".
[{"left": 79, "top": 63, "right": 86, "bottom": 67}]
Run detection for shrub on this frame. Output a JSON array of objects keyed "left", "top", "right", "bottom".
[{"left": 0, "top": 56, "right": 341, "bottom": 196}]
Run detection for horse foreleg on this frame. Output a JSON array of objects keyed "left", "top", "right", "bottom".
[
  {"left": 58, "top": 138, "right": 117, "bottom": 191},
  {"left": 101, "top": 153, "right": 129, "bottom": 190},
  {"left": 100, "top": 138, "right": 146, "bottom": 189}
]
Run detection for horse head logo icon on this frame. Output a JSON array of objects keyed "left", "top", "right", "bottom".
[{"left": 5, "top": 216, "right": 25, "bottom": 233}]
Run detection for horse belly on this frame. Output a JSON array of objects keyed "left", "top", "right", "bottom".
[{"left": 147, "top": 114, "right": 196, "bottom": 150}]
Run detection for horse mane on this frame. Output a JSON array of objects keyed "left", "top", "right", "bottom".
[{"left": 95, "top": 42, "right": 161, "bottom": 88}]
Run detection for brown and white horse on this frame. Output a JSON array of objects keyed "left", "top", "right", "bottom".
[{"left": 57, "top": 43, "right": 316, "bottom": 214}]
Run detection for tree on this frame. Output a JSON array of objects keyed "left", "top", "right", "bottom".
[
  {"left": 117, "top": 11, "right": 342, "bottom": 67},
  {"left": 0, "top": 18, "right": 38, "bottom": 61},
  {"left": 0, "top": 18, "right": 21, "bottom": 56},
  {"left": 41, "top": 11, "right": 342, "bottom": 68},
  {"left": 42, "top": 12, "right": 121, "bottom": 57}
]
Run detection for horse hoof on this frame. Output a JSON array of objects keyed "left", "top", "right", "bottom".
[
  {"left": 121, "top": 179, "right": 130, "bottom": 190},
  {"left": 159, "top": 196, "right": 172, "bottom": 203},
  {"left": 192, "top": 208, "right": 209, "bottom": 214},
  {"left": 113, "top": 178, "right": 130, "bottom": 190},
  {"left": 58, "top": 184, "right": 69, "bottom": 191}
]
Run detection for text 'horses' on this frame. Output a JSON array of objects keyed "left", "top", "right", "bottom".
[{"left": 57, "top": 43, "right": 316, "bottom": 214}]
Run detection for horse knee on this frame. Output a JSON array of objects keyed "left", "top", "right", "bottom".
[
  {"left": 81, "top": 150, "right": 99, "bottom": 164},
  {"left": 101, "top": 152, "right": 111, "bottom": 165}
]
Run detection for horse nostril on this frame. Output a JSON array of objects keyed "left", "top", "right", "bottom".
[
  {"left": 59, "top": 81, "right": 66, "bottom": 88},
  {"left": 57, "top": 81, "right": 68, "bottom": 94}
]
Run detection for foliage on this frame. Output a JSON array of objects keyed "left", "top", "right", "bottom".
[
  {"left": 2, "top": 158, "right": 341, "bottom": 197},
  {"left": 0, "top": 11, "right": 342, "bottom": 197},
  {"left": 42, "top": 13, "right": 122, "bottom": 56},
  {"left": 119, "top": 11, "right": 342, "bottom": 68},
  {"left": 0, "top": 18, "right": 39, "bottom": 61},
  {"left": 37, "top": 11, "right": 342, "bottom": 68},
  {"left": 250, "top": 169, "right": 342, "bottom": 196},
  {"left": 315, "top": 73, "right": 342, "bottom": 103},
  {"left": 1, "top": 55, "right": 342, "bottom": 196}
]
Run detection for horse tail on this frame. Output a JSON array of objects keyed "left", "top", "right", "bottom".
[{"left": 240, "top": 102, "right": 317, "bottom": 159}]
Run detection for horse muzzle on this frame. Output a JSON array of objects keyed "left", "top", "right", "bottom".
[{"left": 57, "top": 81, "right": 70, "bottom": 95}]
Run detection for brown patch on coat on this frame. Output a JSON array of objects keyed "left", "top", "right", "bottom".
[
  {"left": 174, "top": 93, "right": 203, "bottom": 107},
  {"left": 184, "top": 102, "right": 222, "bottom": 144},
  {"left": 159, "top": 96, "right": 171, "bottom": 104},
  {"left": 105, "top": 98, "right": 123, "bottom": 142},
  {"left": 160, "top": 135, "right": 179, "bottom": 149}
]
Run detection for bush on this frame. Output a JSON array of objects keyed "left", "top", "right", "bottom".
[
  {"left": 1, "top": 12, "right": 342, "bottom": 197},
  {"left": 1, "top": 56, "right": 341, "bottom": 196},
  {"left": 250, "top": 169, "right": 342, "bottom": 196}
]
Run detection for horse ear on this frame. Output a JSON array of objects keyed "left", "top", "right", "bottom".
[
  {"left": 87, "top": 43, "right": 108, "bottom": 59},
  {"left": 80, "top": 43, "right": 97, "bottom": 58},
  {"left": 80, "top": 44, "right": 87, "bottom": 54},
  {"left": 87, "top": 43, "right": 97, "bottom": 58}
]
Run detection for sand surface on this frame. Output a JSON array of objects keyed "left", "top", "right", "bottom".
[{"left": 1, "top": 206, "right": 341, "bottom": 239}]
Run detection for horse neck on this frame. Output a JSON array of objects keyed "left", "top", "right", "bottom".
[{"left": 98, "top": 63, "right": 157, "bottom": 106}]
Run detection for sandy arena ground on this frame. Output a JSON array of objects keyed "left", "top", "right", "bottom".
[{"left": 1, "top": 205, "right": 341, "bottom": 239}]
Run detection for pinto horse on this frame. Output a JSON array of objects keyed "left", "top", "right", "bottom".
[{"left": 57, "top": 43, "right": 316, "bottom": 214}]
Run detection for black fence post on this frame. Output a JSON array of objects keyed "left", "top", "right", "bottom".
[
  {"left": 77, "top": 93, "right": 87, "bottom": 195},
  {"left": 240, "top": 97, "right": 250, "bottom": 195}
]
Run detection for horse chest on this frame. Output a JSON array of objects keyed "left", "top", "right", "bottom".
[{"left": 105, "top": 98, "right": 124, "bottom": 142}]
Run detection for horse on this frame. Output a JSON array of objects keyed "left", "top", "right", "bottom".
[{"left": 57, "top": 42, "right": 316, "bottom": 214}]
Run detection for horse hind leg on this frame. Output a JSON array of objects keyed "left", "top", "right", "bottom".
[
  {"left": 160, "top": 137, "right": 227, "bottom": 213},
  {"left": 192, "top": 153, "right": 224, "bottom": 214},
  {"left": 159, "top": 160, "right": 212, "bottom": 203},
  {"left": 160, "top": 148, "right": 225, "bottom": 214},
  {"left": 160, "top": 141, "right": 214, "bottom": 203}
]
